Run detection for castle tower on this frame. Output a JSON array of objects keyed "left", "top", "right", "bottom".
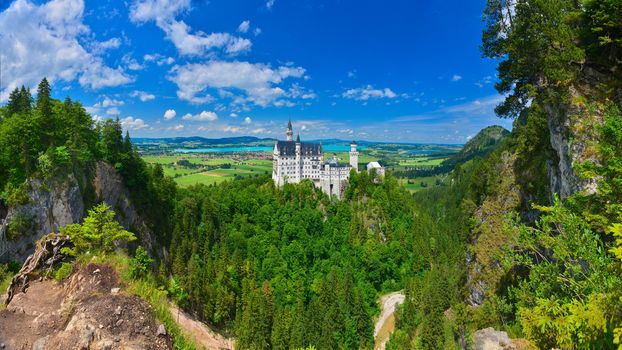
[
  {"left": 349, "top": 141, "right": 359, "bottom": 172},
  {"left": 286, "top": 119, "right": 293, "bottom": 141},
  {"left": 295, "top": 133, "right": 301, "bottom": 181}
]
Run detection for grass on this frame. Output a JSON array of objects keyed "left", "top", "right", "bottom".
[
  {"left": 143, "top": 154, "right": 273, "bottom": 187},
  {"left": 398, "top": 175, "right": 448, "bottom": 192}
]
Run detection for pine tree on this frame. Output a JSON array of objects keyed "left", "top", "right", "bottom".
[
  {"left": 6, "top": 88, "right": 20, "bottom": 116},
  {"left": 35, "top": 78, "right": 53, "bottom": 147},
  {"left": 18, "top": 86, "right": 32, "bottom": 115}
]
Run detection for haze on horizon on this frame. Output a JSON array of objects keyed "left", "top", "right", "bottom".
[{"left": 0, "top": 0, "right": 512, "bottom": 143}]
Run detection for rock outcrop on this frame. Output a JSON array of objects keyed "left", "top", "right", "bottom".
[
  {"left": 473, "top": 328, "right": 517, "bottom": 350},
  {"left": 1, "top": 161, "right": 155, "bottom": 262}
]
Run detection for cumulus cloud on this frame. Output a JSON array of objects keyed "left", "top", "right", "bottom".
[
  {"left": 129, "top": 0, "right": 251, "bottom": 57},
  {"left": 0, "top": 0, "right": 133, "bottom": 100},
  {"left": 451, "top": 74, "right": 462, "bottom": 82},
  {"left": 223, "top": 125, "right": 240, "bottom": 133},
  {"left": 106, "top": 107, "right": 121, "bottom": 115},
  {"left": 337, "top": 128, "right": 354, "bottom": 135},
  {"left": 163, "top": 109, "right": 176, "bottom": 120},
  {"left": 266, "top": 0, "right": 275, "bottom": 9},
  {"left": 238, "top": 20, "right": 250, "bottom": 33},
  {"left": 169, "top": 61, "right": 307, "bottom": 106},
  {"left": 244, "top": 117, "right": 252, "bottom": 124},
  {"left": 94, "top": 96, "right": 124, "bottom": 108},
  {"left": 129, "top": 90, "right": 155, "bottom": 102},
  {"left": 182, "top": 111, "right": 218, "bottom": 121},
  {"left": 144, "top": 53, "right": 175, "bottom": 66},
  {"left": 342, "top": 85, "right": 397, "bottom": 101},
  {"left": 121, "top": 116, "right": 148, "bottom": 130}
]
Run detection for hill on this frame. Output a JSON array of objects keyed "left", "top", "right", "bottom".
[{"left": 441, "top": 125, "right": 509, "bottom": 168}]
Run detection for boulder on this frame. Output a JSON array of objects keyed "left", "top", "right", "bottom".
[{"left": 474, "top": 328, "right": 516, "bottom": 350}]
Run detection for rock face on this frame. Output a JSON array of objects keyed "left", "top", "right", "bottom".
[
  {"left": 473, "top": 328, "right": 516, "bottom": 350},
  {"left": 1, "top": 161, "right": 154, "bottom": 262},
  {"left": 1, "top": 172, "right": 84, "bottom": 261}
]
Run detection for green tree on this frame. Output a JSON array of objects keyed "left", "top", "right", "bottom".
[{"left": 61, "top": 203, "right": 135, "bottom": 254}]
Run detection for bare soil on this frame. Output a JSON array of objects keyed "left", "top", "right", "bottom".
[{"left": 0, "top": 263, "right": 173, "bottom": 350}]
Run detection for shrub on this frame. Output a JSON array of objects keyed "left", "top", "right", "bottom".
[
  {"left": 54, "top": 262, "right": 74, "bottom": 281},
  {"left": 6, "top": 213, "right": 30, "bottom": 241},
  {"left": 129, "top": 246, "right": 153, "bottom": 279}
]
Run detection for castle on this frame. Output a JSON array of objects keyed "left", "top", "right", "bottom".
[{"left": 272, "top": 120, "right": 359, "bottom": 198}]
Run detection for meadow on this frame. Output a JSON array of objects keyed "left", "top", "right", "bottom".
[{"left": 141, "top": 145, "right": 455, "bottom": 192}]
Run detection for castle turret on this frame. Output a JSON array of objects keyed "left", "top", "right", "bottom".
[
  {"left": 295, "top": 133, "right": 301, "bottom": 181},
  {"left": 349, "top": 140, "right": 359, "bottom": 172},
  {"left": 286, "top": 119, "right": 293, "bottom": 141}
]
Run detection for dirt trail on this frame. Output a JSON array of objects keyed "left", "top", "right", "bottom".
[
  {"left": 169, "top": 304, "right": 234, "bottom": 350},
  {"left": 0, "top": 263, "right": 172, "bottom": 349},
  {"left": 374, "top": 291, "right": 405, "bottom": 350}
]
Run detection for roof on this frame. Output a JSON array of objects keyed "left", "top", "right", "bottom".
[
  {"left": 276, "top": 141, "right": 322, "bottom": 156},
  {"left": 367, "top": 161, "right": 382, "bottom": 169}
]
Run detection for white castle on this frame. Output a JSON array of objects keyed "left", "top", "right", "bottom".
[{"left": 272, "top": 120, "right": 359, "bottom": 198}]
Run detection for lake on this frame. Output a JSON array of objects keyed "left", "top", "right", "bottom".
[{"left": 173, "top": 144, "right": 366, "bottom": 153}]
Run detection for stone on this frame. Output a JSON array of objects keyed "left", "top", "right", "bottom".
[
  {"left": 111, "top": 287, "right": 120, "bottom": 295},
  {"left": 473, "top": 328, "right": 516, "bottom": 350},
  {"left": 79, "top": 328, "right": 94, "bottom": 350},
  {"left": 115, "top": 305, "right": 122, "bottom": 316},
  {"left": 93, "top": 269, "right": 100, "bottom": 275},
  {"left": 32, "top": 336, "right": 48, "bottom": 350},
  {"left": 156, "top": 324, "right": 167, "bottom": 336},
  {"left": 95, "top": 339, "right": 113, "bottom": 350},
  {"left": 115, "top": 319, "right": 123, "bottom": 327}
]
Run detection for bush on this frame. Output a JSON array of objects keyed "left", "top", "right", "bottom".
[
  {"left": 130, "top": 246, "right": 153, "bottom": 279},
  {"left": 54, "top": 262, "right": 74, "bottom": 281},
  {"left": 6, "top": 213, "right": 30, "bottom": 241}
]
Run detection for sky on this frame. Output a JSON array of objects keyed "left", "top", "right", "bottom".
[{"left": 0, "top": 0, "right": 513, "bottom": 143}]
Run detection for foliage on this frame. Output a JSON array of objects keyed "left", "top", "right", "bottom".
[
  {"left": 53, "top": 262, "right": 74, "bottom": 282},
  {"left": 129, "top": 246, "right": 153, "bottom": 279},
  {"left": 6, "top": 212, "right": 31, "bottom": 241},
  {"left": 61, "top": 203, "right": 135, "bottom": 255}
]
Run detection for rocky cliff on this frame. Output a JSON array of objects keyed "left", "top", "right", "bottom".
[{"left": 0, "top": 161, "right": 155, "bottom": 262}]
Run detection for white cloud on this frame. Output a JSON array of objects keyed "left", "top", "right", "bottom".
[
  {"left": 173, "top": 124, "right": 184, "bottom": 131},
  {"left": 182, "top": 110, "right": 218, "bottom": 121},
  {"left": 337, "top": 128, "right": 354, "bottom": 135},
  {"left": 94, "top": 96, "right": 124, "bottom": 108},
  {"left": 121, "top": 116, "right": 148, "bottom": 130},
  {"left": 163, "top": 109, "right": 176, "bottom": 120},
  {"left": 223, "top": 125, "right": 240, "bottom": 133},
  {"left": 0, "top": 0, "right": 133, "bottom": 100},
  {"left": 106, "top": 107, "right": 121, "bottom": 115},
  {"left": 90, "top": 37, "right": 121, "bottom": 53},
  {"left": 129, "top": 0, "right": 251, "bottom": 57},
  {"left": 244, "top": 116, "right": 252, "bottom": 124},
  {"left": 169, "top": 61, "right": 306, "bottom": 106},
  {"left": 250, "top": 127, "right": 267, "bottom": 134},
  {"left": 342, "top": 85, "right": 397, "bottom": 101},
  {"left": 230, "top": 112, "right": 238, "bottom": 118},
  {"left": 451, "top": 74, "right": 462, "bottom": 82},
  {"left": 266, "top": 0, "right": 275, "bottom": 9},
  {"left": 129, "top": 90, "right": 155, "bottom": 102},
  {"left": 144, "top": 53, "right": 175, "bottom": 66},
  {"left": 238, "top": 20, "right": 250, "bottom": 33},
  {"left": 253, "top": 27, "right": 262, "bottom": 36},
  {"left": 347, "top": 70, "right": 357, "bottom": 78}
]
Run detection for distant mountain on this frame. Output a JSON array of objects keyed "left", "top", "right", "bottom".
[
  {"left": 133, "top": 136, "right": 276, "bottom": 145},
  {"left": 442, "top": 125, "right": 510, "bottom": 167}
]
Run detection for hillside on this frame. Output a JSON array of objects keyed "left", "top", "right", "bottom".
[{"left": 441, "top": 125, "right": 509, "bottom": 168}]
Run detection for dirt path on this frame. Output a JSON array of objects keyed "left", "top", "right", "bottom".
[
  {"left": 374, "top": 291, "right": 405, "bottom": 350},
  {"left": 169, "top": 304, "right": 234, "bottom": 350}
]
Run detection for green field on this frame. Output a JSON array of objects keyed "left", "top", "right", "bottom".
[
  {"left": 142, "top": 154, "right": 273, "bottom": 187},
  {"left": 142, "top": 146, "right": 456, "bottom": 190}
]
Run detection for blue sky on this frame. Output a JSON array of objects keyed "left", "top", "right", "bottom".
[{"left": 0, "top": 0, "right": 512, "bottom": 143}]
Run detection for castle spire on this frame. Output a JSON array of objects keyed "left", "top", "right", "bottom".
[
  {"left": 296, "top": 133, "right": 300, "bottom": 143},
  {"left": 286, "top": 119, "right": 293, "bottom": 141}
]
